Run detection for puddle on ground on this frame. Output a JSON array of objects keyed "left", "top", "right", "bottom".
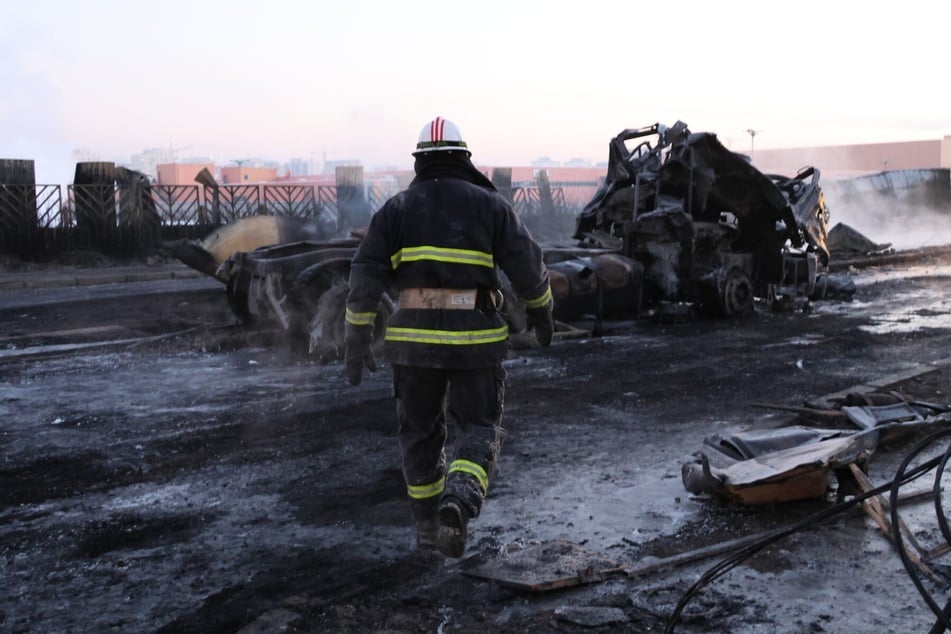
[
  {"left": 856, "top": 286, "right": 951, "bottom": 334},
  {"left": 761, "top": 333, "right": 828, "bottom": 349},
  {"left": 815, "top": 271, "right": 951, "bottom": 335},
  {"left": 848, "top": 264, "right": 951, "bottom": 286}
]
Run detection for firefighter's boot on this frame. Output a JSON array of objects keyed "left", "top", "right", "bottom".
[
  {"left": 411, "top": 498, "right": 440, "bottom": 552},
  {"left": 416, "top": 518, "right": 439, "bottom": 551},
  {"left": 436, "top": 496, "right": 469, "bottom": 558}
]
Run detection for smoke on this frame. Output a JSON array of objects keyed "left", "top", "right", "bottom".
[
  {"left": 822, "top": 171, "right": 951, "bottom": 251},
  {"left": 753, "top": 145, "right": 951, "bottom": 251},
  {"left": 829, "top": 199, "right": 951, "bottom": 250}
]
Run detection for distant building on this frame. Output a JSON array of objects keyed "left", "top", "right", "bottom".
[
  {"left": 131, "top": 148, "right": 173, "bottom": 180},
  {"left": 321, "top": 159, "right": 362, "bottom": 175},
  {"left": 220, "top": 165, "right": 279, "bottom": 184},
  {"left": 530, "top": 156, "right": 560, "bottom": 168},
  {"left": 508, "top": 166, "right": 604, "bottom": 205},
  {"left": 156, "top": 162, "right": 215, "bottom": 186},
  {"left": 753, "top": 136, "right": 951, "bottom": 179},
  {"left": 286, "top": 157, "right": 310, "bottom": 177},
  {"left": 563, "top": 157, "right": 592, "bottom": 168}
]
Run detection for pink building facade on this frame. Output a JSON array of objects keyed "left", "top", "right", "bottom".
[
  {"left": 155, "top": 162, "right": 214, "bottom": 186},
  {"left": 753, "top": 136, "right": 951, "bottom": 179}
]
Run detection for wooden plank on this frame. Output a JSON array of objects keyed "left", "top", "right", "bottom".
[
  {"left": 466, "top": 485, "right": 944, "bottom": 593},
  {"left": 463, "top": 527, "right": 790, "bottom": 592},
  {"left": 620, "top": 528, "right": 787, "bottom": 578},
  {"left": 848, "top": 464, "right": 943, "bottom": 585},
  {"left": 750, "top": 402, "right": 847, "bottom": 422}
]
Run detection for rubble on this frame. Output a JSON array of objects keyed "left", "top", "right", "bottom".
[
  {"left": 681, "top": 426, "right": 878, "bottom": 505},
  {"left": 826, "top": 222, "right": 894, "bottom": 257},
  {"left": 682, "top": 392, "right": 951, "bottom": 505}
]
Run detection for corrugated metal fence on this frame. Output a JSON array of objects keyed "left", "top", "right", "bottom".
[
  {"left": 0, "top": 183, "right": 393, "bottom": 256},
  {"left": 1, "top": 183, "right": 579, "bottom": 257}
]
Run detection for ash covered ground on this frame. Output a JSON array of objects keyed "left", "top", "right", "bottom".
[{"left": 1, "top": 254, "right": 951, "bottom": 633}]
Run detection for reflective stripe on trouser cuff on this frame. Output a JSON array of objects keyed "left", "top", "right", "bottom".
[
  {"left": 448, "top": 460, "right": 489, "bottom": 493},
  {"left": 407, "top": 477, "right": 445, "bottom": 500}
]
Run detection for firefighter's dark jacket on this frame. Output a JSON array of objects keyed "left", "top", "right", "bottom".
[{"left": 346, "top": 175, "right": 551, "bottom": 369}]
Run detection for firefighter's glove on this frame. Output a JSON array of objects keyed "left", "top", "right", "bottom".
[
  {"left": 526, "top": 305, "right": 554, "bottom": 348},
  {"left": 345, "top": 341, "right": 377, "bottom": 386},
  {"left": 345, "top": 322, "right": 377, "bottom": 386}
]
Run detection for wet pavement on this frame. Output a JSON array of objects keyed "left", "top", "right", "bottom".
[{"left": 1, "top": 256, "right": 951, "bottom": 632}]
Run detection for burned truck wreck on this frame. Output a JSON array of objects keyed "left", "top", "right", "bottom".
[
  {"left": 167, "top": 121, "right": 841, "bottom": 356},
  {"left": 571, "top": 121, "right": 832, "bottom": 319}
]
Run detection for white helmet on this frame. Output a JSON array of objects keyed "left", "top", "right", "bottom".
[{"left": 413, "top": 117, "right": 469, "bottom": 155}]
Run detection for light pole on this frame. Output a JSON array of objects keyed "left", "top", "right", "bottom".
[{"left": 746, "top": 129, "right": 760, "bottom": 162}]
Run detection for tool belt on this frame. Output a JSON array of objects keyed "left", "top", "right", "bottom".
[{"left": 399, "top": 288, "right": 502, "bottom": 312}]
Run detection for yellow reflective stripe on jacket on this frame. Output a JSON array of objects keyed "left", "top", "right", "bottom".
[
  {"left": 345, "top": 307, "right": 377, "bottom": 326},
  {"left": 384, "top": 326, "right": 509, "bottom": 345},
  {"left": 448, "top": 459, "right": 489, "bottom": 492},
  {"left": 524, "top": 284, "right": 552, "bottom": 310},
  {"left": 390, "top": 245, "right": 494, "bottom": 269},
  {"left": 407, "top": 477, "right": 445, "bottom": 500}
]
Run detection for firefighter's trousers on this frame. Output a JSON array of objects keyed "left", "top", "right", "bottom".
[{"left": 393, "top": 363, "right": 506, "bottom": 521}]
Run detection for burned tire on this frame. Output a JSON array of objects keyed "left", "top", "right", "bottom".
[
  {"left": 225, "top": 269, "right": 256, "bottom": 326},
  {"left": 698, "top": 266, "right": 754, "bottom": 318}
]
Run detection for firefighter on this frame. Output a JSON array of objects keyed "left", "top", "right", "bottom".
[{"left": 344, "top": 117, "right": 553, "bottom": 558}]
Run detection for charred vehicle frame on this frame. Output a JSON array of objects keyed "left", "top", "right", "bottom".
[{"left": 572, "top": 121, "right": 831, "bottom": 318}]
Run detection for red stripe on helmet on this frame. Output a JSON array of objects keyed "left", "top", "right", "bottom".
[{"left": 438, "top": 118, "right": 445, "bottom": 141}]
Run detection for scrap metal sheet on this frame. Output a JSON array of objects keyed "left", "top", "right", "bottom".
[{"left": 462, "top": 539, "right": 622, "bottom": 592}]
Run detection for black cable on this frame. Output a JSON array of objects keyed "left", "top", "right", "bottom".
[
  {"left": 666, "top": 448, "right": 945, "bottom": 633},
  {"left": 930, "top": 445, "right": 951, "bottom": 634},
  {"left": 928, "top": 598, "right": 951, "bottom": 634},
  {"left": 889, "top": 429, "right": 951, "bottom": 633},
  {"left": 931, "top": 441, "right": 951, "bottom": 549}
]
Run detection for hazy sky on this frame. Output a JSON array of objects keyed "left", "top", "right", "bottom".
[{"left": 4, "top": 0, "right": 950, "bottom": 185}]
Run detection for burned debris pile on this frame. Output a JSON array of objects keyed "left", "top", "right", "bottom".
[
  {"left": 672, "top": 399, "right": 951, "bottom": 633},
  {"left": 826, "top": 222, "right": 894, "bottom": 259},
  {"left": 682, "top": 391, "right": 951, "bottom": 505}
]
